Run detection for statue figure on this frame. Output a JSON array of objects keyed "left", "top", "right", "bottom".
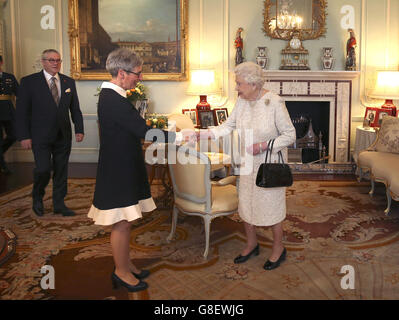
[
  {"left": 345, "top": 28, "right": 357, "bottom": 71},
  {"left": 234, "top": 27, "right": 244, "bottom": 65}
]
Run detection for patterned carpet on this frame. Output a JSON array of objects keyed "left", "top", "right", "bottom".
[{"left": 0, "top": 179, "right": 398, "bottom": 300}]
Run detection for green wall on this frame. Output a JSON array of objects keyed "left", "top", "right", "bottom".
[{"left": 2, "top": 0, "right": 398, "bottom": 162}]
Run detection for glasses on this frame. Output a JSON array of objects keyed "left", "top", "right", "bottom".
[
  {"left": 43, "top": 59, "right": 62, "bottom": 64},
  {"left": 123, "top": 69, "right": 142, "bottom": 77}
]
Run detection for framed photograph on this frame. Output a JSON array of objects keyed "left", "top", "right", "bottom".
[
  {"left": 68, "top": 0, "right": 188, "bottom": 81},
  {"left": 376, "top": 108, "right": 394, "bottom": 127},
  {"left": 182, "top": 109, "right": 198, "bottom": 126},
  {"left": 198, "top": 110, "right": 216, "bottom": 129},
  {"left": 364, "top": 107, "right": 379, "bottom": 127},
  {"left": 214, "top": 108, "right": 228, "bottom": 125},
  {"left": 135, "top": 100, "right": 148, "bottom": 119}
]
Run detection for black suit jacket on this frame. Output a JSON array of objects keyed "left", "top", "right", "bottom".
[{"left": 16, "top": 70, "right": 84, "bottom": 144}]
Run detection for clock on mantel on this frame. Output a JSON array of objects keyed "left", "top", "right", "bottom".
[{"left": 280, "top": 31, "right": 310, "bottom": 70}]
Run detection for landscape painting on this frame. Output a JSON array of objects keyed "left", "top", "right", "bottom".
[{"left": 68, "top": 0, "right": 188, "bottom": 80}]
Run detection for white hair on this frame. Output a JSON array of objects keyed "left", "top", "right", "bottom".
[{"left": 234, "top": 61, "right": 265, "bottom": 88}]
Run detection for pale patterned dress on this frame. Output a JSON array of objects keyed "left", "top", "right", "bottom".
[{"left": 211, "top": 91, "right": 296, "bottom": 226}]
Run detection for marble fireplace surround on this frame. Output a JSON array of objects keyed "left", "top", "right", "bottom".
[{"left": 263, "top": 71, "right": 360, "bottom": 163}]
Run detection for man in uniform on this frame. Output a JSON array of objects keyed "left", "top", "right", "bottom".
[{"left": 0, "top": 55, "right": 18, "bottom": 174}]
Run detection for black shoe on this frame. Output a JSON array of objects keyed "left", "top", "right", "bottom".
[
  {"left": 32, "top": 199, "right": 44, "bottom": 217},
  {"left": 54, "top": 205, "right": 75, "bottom": 216},
  {"left": 111, "top": 272, "right": 148, "bottom": 292},
  {"left": 234, "top": 244, "right": 260, "bottom": 264},
  {"left": 113, "top": 266, "right": 150, "bottom": 280},
  {"left": 263, "top": 248, "right": 287, "bottom": 270},
  {"left": 133, "top": 269, "right": 150, "bottom": 280}
]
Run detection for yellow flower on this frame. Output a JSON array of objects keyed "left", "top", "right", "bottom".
[{"left": 136, "top": 88, "right": 142, "bottom": 94}]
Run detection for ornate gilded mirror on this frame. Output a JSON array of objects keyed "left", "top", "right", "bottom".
[{"left": 263, "top": 0, "right": 327, "bottom": 41}]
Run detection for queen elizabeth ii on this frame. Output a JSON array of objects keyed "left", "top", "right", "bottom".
[{"left": 198, "top": 61, "right": 296, "bottom": 270}]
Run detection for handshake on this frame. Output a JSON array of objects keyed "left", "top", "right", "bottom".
[{"left": 181, "top": 129, "right": 215, "bottom": 146}]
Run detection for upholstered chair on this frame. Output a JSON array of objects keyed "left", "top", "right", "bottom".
[
  {"left": 167, "top": 145, "right": 238, "bottom": 258},
  {"left": 358, "top": 116, "right": 399, "bottom": 214}
]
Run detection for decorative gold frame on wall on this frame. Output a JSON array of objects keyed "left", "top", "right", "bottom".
[
  {"left": 263, "top": 0, "right": 327, "bottom": 41},
  {"left": 68, "top": 0, "right": 188, "bottom": 81}
]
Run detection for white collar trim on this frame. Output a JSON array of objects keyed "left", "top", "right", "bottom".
[{"left": 101, "top": 82, "right": 126, "bottom": 98}]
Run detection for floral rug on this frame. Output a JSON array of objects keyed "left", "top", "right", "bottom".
[{"left": 0, "top": 179, "right": 398, "bottom": 300}]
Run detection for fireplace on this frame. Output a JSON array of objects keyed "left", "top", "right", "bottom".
[
  {"left": 263, "top": 70, "right": 360, "bottom": 163},
  {"left": 286, "top": 101, "right": 330, "bottom": 163}
]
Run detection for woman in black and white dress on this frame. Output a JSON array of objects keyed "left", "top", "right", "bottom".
[{"left": 88, "top": 48, "right": 192, "bottom": 292}]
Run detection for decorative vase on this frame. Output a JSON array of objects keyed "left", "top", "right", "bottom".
[
  {"left": 256, "top": 46, "right": 268, "bottom": 69},
  {"left": 321, "top": 47, "right": 334, "bottom": 70},
  {"left": 135, "top": 99, "right": 149, "bottom": 119}
]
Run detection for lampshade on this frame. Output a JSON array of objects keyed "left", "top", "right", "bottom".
[
  {"left": 369, "top": 71, "right": 399, "bottom": 99},
  {"left": 186, "top": 69, "right": 219, "bottom": 95}
]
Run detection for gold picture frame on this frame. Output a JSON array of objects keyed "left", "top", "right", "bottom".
[{"left": 68, "top": 0, "right": 188, "bottom": 81}]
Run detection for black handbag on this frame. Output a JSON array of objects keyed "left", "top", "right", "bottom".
[{"left": 256, "top": 139, "right": 293, "bottom": 188}]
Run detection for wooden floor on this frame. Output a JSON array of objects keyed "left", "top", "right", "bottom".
[{"left": 0, "top": 162, "right": 357, "bottom": 195}]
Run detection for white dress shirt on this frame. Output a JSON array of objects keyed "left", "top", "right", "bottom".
[{"left": 43, "top": 69, "right": 61, "bottom": 100}]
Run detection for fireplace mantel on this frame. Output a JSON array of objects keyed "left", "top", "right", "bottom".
[
  {"left": 262, "top": 71, "right": 360, "bottom": 163},
  {"left": 264, "top": 70, "right": 360, "bottom": 81}
]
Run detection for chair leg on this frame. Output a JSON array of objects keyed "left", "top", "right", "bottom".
[
  {"left": 369, "top": 179, "right": 375, "bottom": 196},
  {"left": 202, "top": 215, "right": 212, "bottom": 259},
  {"left": 357, "top": 168, "right": 362, "bottom": 182},
  {"left": 384, "top": 188, "right": 392, "bottom": 216},
  {"left": 167, "top": 205, "right": 179, "bottom": 242}
]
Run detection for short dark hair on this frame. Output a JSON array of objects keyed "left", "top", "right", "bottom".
[{"left": 0, "top": 55, "right": 3, "bottom": 63}]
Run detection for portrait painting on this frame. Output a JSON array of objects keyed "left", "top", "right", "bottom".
[{"left": 68, "top": 0, "right": 188, "bottom": 80}]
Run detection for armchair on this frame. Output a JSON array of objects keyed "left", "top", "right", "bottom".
[
  {"left": 358, "top": 116, "right": 399, "bottom": 214},
  {"left": 167, "top": 145, "right": 238, "bottom": 258}
]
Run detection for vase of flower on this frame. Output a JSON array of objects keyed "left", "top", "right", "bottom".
[
  {"left": 126, "top": 82, "right": 148, "bottom": 118},
  {"left": 145, "top": 113, "right": 168, "bottom": 129}
]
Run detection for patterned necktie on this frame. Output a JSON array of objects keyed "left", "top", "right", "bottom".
[{"left": 50, "top": 76, "right": 59, "bottom": 105}]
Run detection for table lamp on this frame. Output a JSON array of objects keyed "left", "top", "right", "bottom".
[
  {"left": 186, "top": 69, "right": 219, "bottom": 111},
  {"left": 369, "top": 71, "right": 399, "bottom": 117}
]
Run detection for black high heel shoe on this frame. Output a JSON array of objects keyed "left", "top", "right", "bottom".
[
  {"left": 132, "top": 269, "right": 150, "bottom": 280},
  {"left": 234, "top": 244, "right": 260, "bottom": 264},
  {"left": 263, "top": 248, "right": 287, "bottom": 270},
  {"left": 113, "top": 267, "right": 150, "bottom": 280},
  {"left": 111, "top": 272, "right": 148, "bottom": 292}
]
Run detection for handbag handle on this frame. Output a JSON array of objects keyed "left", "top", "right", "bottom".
[
  {"left": 264, "top": 139, "right": 275, "bottom": 163},
  {"left": 264, "top": 139, "right": 285, "bottom": 164}
]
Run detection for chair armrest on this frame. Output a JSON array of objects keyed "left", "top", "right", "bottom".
[{"left": 211, "top": 176, "right": 237, "bottom": 186}]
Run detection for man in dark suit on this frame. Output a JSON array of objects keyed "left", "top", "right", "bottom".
[
  {"left": 16, "top": 49, "right": 84, "bottom": 217},
  {"left": 0, "top": 55, "right": 19, "bottom": 174}
]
